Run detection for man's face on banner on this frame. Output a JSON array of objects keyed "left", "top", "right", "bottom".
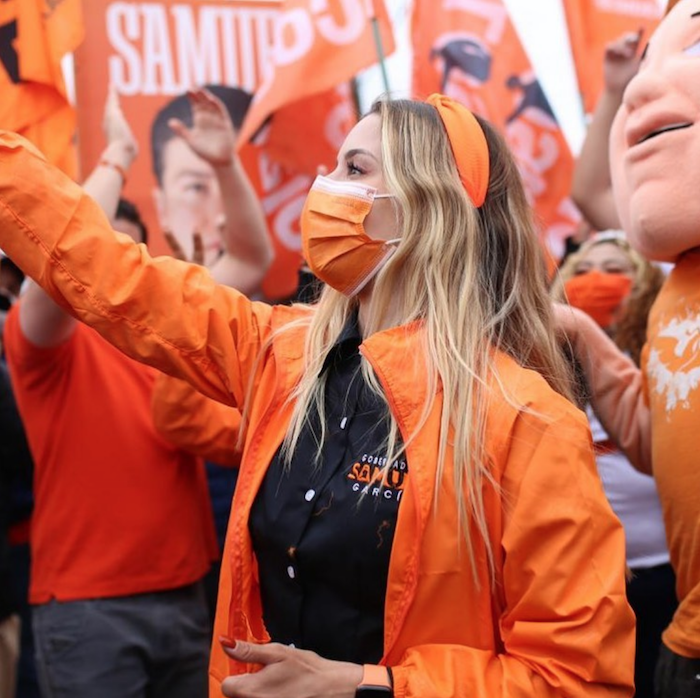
[
  {"left": 610, "top": 0, "right": 700, "bottom": 261},
  {"left": 153, "top": 136, "right": 225, "bottom": 266}
]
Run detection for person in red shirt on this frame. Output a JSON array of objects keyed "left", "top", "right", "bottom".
[
  {"left": 3, "top": 88, "right": 271, "bottom": 698},
  {"left": 3, "top": 94, "right": 216, "bottom": 697}
]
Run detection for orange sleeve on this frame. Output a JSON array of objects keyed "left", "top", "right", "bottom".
[
  {"left": 0, "top": 132, "right": 273, "bottom": 410},
  {"left": 391, "top": 407, "right": 635, "bottom": 698},
  {"left": 565, "top": 305, "right": 651, "bottom": 473},
  {"left": 151, "top": 372, "right": 243, "bottom": 467}
]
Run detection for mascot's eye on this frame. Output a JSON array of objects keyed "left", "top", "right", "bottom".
[{"left": 683, "top": 38, "right": 700, "bottom": 56}]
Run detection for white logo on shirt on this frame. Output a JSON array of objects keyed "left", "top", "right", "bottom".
[{"left": 647, "top": 309, "right": 700, "bottom": 414}]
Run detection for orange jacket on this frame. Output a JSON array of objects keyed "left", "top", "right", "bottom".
[
  {"left": 200, "top": 319, "right": 635, "bottom": 698},
  {"left": 0, "top": 133, "right": 635, "bottom": 697},
  {"left": 152, "top": 373, "right": 243, "bottom": 467}
]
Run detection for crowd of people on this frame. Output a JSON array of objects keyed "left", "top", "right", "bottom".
[{"left": 1, "top": 1, "right": 700, "bottom": 696}]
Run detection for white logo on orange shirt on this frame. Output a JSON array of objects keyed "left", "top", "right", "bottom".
[{"left": 647, "top": 309, "right": 700, "bottom": 414}]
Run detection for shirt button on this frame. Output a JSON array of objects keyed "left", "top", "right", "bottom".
[
  {"left": 287, "top": 565, "right": 296, "bottom": 579},
  {"left": 304, "top": 489, "right": 315, "bottom": 502},
  {"left": 340, "top": 417, "right": 348, "bottom": 429}
]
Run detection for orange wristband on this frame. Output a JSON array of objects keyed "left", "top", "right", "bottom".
[
  {"left": 99, "top": 159, "right": 127, "bottom": 184},
  {"left": 356, "top": 665, "right": 393, "bottom": 695}
]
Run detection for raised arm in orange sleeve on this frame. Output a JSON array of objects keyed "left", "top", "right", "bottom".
[
  {"left": 0, "top": 132, "right": 273, "bottom": 409},
  {"left": 151, "top": 373, "right": 243, "bottom": 467}
]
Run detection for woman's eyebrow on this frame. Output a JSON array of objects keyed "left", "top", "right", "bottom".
[{"left": 345, "top": 148, "right": 379, "bottom": 163}]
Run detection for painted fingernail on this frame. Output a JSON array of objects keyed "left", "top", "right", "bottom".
[{"left": 219, "top": 635, "right": 236, "bottom": 649}]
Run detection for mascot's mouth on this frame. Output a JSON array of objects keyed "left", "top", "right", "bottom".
[{"left": 637, "top": 122, "right": 693, "bottom": 145}]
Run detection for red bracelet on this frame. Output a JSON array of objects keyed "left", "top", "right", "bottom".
[{"left": 98, "top": 159, "right": 127, "bottom": 183}]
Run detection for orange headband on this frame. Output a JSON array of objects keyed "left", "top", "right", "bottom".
[{"left": 426, "top": 93, "right": 490, "bottom": 208}]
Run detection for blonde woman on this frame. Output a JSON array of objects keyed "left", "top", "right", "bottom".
[
  {"left": 0, "top": 94, "right": 634, "bottom": 697},
  {"left": 556, "top": 232, "right": 674, "bottom": 698}
]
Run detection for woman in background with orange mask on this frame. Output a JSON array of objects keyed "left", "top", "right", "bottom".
[
  {"left": 0, "top": 95, "right": 635, "bottom": 697},
  {"left": 556, "top": 232, "right": 674, "bottom": 698}
]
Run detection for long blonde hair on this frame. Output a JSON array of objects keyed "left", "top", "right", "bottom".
[{"left": 276, "top": 99, "right": 572, "bottom": 582}]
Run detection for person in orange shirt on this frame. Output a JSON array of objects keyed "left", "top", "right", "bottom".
[
  {"left": 554, "top": 1, "right": 700, "bottom": 694},
  {"left": 2, "top": 91, "right": 218, "bottom": 698},
  {"left": 2, "top": 86, "right": 271, "bottom": 698},
  {"left": 555, "top": 232, "right": 674, "bottom": 698},
  {"left": 0, "top": 94, "right": 634, "bottom": 697}
]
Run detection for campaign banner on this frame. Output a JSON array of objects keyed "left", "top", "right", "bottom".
[
  {"left": 563, "top": 0, "right": 662, "bottom": 115},
  {"left": 74, "top": 1, "right": 371, "bottom": 299},
  {"left": 412, "top": 0, "right": 580, "bottom": 264}
]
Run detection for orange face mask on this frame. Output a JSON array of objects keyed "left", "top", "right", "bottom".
[
  {"left": 564, "top": 270, "right": 634, "bottom": 328},
  {"left": 300, "top": 175, "right": 399, "bottom": 297}
]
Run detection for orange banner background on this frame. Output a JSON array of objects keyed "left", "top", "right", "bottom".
[
  {"left": 412, "top": 0, "right": 580, "bottom": 263},
  {"left": 74, "top": 0, "right": 369, "bottom": 300},
  {"left": 237, "top": 0, "right": 395, "bottom": 149},
  {"left": 563, "top": 0, "right": 662, "bottom": 116}
]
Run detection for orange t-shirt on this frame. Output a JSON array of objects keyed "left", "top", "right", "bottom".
[
  {"left": 4, "top": 306, "right": 218, "bottom": 604},
  {"left": 643, "top": 249, "right": 700, "bottom": 657}
]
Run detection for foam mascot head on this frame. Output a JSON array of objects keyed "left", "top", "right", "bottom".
[{"left": 610, "top": 0, "right": 700, "bottom": 262}]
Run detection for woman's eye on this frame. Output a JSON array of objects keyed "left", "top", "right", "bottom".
[
  {"left": 347, "top": 161, "right": 364, "bottom": 176},
  {"left": 683, "top": 38, "right": 700, "bottom": 56}
]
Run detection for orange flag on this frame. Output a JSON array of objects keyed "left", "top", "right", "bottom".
[
  {"left": 253, "top": 83, "right": 357, "bottom": 177},
  {"left": 412, "top": 0, "right": 579, "bottom": 265},
  {"left": 563, "top": 0, "right": 662, "bottom": 115},
  {"left": 0, "top": 0, "right": 83, "bottom": 177},
  {"left": 237, "top": 0, "right": 395, "bottom": 151}
]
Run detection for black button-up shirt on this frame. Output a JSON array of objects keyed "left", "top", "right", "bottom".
[{"left": 249, "top": 314, "right": 409, "bottom": 663}]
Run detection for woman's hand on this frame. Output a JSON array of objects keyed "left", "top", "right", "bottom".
[
  {"left": 168, "top": 88, "right": 237, "bottom": 168},
  {"left": 103, "top": 86, "right": 137, "bottom": 149},
  {"left": 220, "top": 638, "right": 363, "bottom": 698},
  {"left": 101, "top": 86, "right": 138, "bottom": 172},
  {"left": 603, "top": 30, "right": 644, "bottom": 97}
]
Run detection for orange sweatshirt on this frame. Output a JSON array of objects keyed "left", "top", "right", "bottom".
[
  {"left": 643, "top": 251, "right": 700, "bottom": 658},
  {"left": 559, "top": 250, "right": 700, "bottom": 658}
]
